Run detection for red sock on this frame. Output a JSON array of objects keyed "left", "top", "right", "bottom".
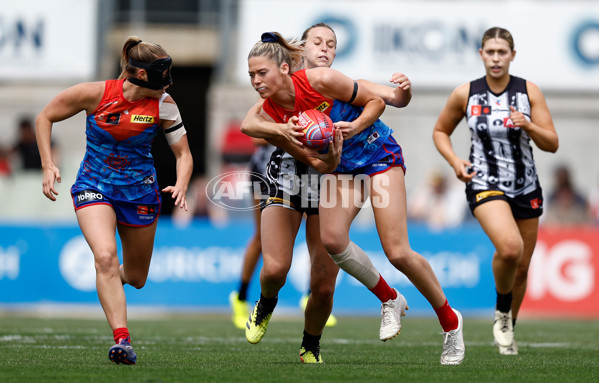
[
  {"left": 369, "top": 275, "right": 397, "bottom": 302},
  {"left": 434, "top": 300, "right": 458, "bottom": 332},
  {"left": 113, "top": 327, "right": 130, "bottom": 344}
]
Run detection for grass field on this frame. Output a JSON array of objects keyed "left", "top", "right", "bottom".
[{"left": 1, "top": 313, "right": 598, "bottom": 383}]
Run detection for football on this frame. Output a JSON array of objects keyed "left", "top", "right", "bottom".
[{"left": 297, "top": 109, "right": 334, "bottom": 150}]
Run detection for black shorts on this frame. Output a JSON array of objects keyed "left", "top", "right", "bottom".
[
  {"left": 466, "top": 186, "right": 543, "bottom": 219},
  {"left": 261, "top": 186, "right": 320, "bottom": 216},
  {"left": 261, "top": 147, "right": 321, "bottom": 216},
  {"left": 260, "top": 172, "right": 320, "bottom": 216}
]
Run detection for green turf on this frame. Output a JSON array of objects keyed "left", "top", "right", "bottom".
[{"left": 1, "top": 313, "right": 598, "bottom": 382}]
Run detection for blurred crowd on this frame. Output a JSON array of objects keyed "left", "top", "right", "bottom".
[
  {"left": 185, "top": 162, "right": 599, "bottom": 230},
  {"left": 173, "top": 120, "right": 599, "bottom": 230},
  {"left": 405, "top": 164, "right": 598, "bottom": 229},
  {"left": 0, "top": 117, "right": 59, "bottom": 177},
  {"left": 3, "top": 117, "right": 598, "bottom": 229},
  {"left": 543, "top": 165, "right": 594, "bottom": 227}
]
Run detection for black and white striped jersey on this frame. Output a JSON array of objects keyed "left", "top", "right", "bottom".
[
  {"left": 265, "top": 147, "right": 322, "bottom": 206},
  {"left": 466, "top": 76, "right": 539, "bottom": 196},
  {"left": 249, "top": 144, "right": 277, "bottom": 176}
]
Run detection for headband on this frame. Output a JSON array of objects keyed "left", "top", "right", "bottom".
[
  {"left": 128, "top": 39, "right": 142, "bottom": 53},
  {"left": 261, "top": 32, "right": 278, "bottom": 43}
]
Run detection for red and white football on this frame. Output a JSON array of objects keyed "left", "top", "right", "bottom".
[{"left": 297, "top": 109, "right": 334, "bottom": 150}]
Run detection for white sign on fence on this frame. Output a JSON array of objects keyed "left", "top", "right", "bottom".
[
  {"left": 237, "top": 0, "right": 599, "bottom": 91},
  {"left": 0, "top": 0, "right": 98, "bottom": 81}
]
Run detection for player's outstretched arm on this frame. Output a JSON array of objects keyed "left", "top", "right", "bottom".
[
  {"left": 162, "top": 134, "right": 193, "bottom": 211},
  {"left": 35, "top": 82, "right": 104, "bottom": 201},
  {"left": 308, "top": 67, "right": 385, "bottom": 139},
  {"left": 358, "top": 72, "right": 412, "bottom": 108}
]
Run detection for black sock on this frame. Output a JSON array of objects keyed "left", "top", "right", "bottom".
[
  {"left": 496, "top": 290, "right": 513, "bottom": 313},
  {"left": 259, "top": 293, "right": 278, "bottom": 312},
  {"left": 512, "top": 318, "right": 517, "bottom": 328},
  {"left": 238, "top": 282, "right": 249, "bottom": 301},
  {"left": 301, "top": 330, "right": 321, "bottom": 350}
]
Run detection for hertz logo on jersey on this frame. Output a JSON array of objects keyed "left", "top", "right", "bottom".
[
  {"left": 315, "top": 102, "right": 330, "bottom": 112},
  {"left": 131, "top": 115, "right": 155, "bottom": 124}
]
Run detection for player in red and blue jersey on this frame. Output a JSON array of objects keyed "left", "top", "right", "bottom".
[
  {"left": 242, "top": 28, "right": 464, "bottom": 365},
  {"left": 36, "top": 36, "right": 193, "bottom": 365},
  {"left": 328, "top": 100, "right": 399, "bottom": 174}
]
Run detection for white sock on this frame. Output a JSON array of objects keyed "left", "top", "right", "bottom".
[{"left": 329, "top": 241, "right": 380, "bottom": 289}]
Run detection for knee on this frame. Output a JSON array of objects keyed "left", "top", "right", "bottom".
[
  {"left": 261, "top": 256, "right": 289, "bottom": 285},
  {"left": 94, "top": 250, "right": 119, "bottom": 276},
  {"left": 514, "top": 260, "right": 531, "bottom": 284},
  {"left": 309, "top": 271, "right": 337, "bottom": 301},
  {"left": 497, "top": 238, "right": 524, "bottom": 264},
  {"left": 120, "top": 264, "right": 148, "bottom": 289},
  {"left": 309, "top": 282, "right": 335, "bottom": 304},
  {"left": 386, "top": 246, "right": 414, "bottom": 269},
  {"left": 126, "top": 274, "right": 147, "bottom": 289},
  {"left": 320, "top": 228, "right": 347, "bottom": 254}
]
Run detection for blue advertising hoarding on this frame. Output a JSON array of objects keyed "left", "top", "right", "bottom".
[{"left": 0, "top": 219, "right": 496, "bottom": 316}]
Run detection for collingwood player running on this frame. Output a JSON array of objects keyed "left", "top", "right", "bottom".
[{"left": 433, "top": 26, "right": 558, "bottom": 356}]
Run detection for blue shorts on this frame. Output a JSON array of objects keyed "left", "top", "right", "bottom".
[
  {"left": 338, "top": 136, "right": 406, "bottom": 176},
  {"left": 72, "top": 189, "right": 161, "bottom": 227}
]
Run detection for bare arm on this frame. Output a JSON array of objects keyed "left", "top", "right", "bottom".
[
  {"left": 252, "top": 137, "right": 270, "bottom": 146},
  {"left": 432, "top": 83, "right": 474, "bottom": 183},
  {"left": 161, "top": 114, "right": 194, "bottom": 211},
  {"left": 510, "top": 81, "right": 558, "bottom": 153},
  {"left": 307, "top": 67, "right": 386, "bottom": 140},
  {"left": 35, "top": 81, "right": 104, "bottom": 201},
  {"left": 358, "top": 72, "right": 412, "bottom": 108},
  {"left": 240, "top": 100, "right": 304, "bottom": 147}
]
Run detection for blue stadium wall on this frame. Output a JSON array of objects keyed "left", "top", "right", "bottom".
[{"left": 0, "top": 219, "right": 497, "bottom": 316}]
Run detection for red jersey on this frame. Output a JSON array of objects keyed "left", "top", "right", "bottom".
[
  {"left": 262, "top": 69, "right": 334, "bottom": 122},
  {"left": 72, "top": 79, "right": 162, "bottom": 200}
]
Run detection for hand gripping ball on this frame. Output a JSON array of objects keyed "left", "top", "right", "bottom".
[{"left": 297, "top": 109, "right": 334, "bottom": 150}]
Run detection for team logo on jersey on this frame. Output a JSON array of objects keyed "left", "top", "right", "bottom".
[
  {"left": 143, "top": 175, "right": 156, "bottom": 185},
  {"left": 315, "top": 102, "right": 331, "bottom": 112},
  {"left": 105, "top": 153, "right": 130, "bottom": 170},
  {"left": 530, "top": 198, "right": 542, "bottom": 209},
  {"left": 367, "top": 131, "right": 380, "bottom": 144},
  {"left": 131, "top": 115, "right": 155, "bottom": 124},
  {"left": 105, "top": 113, "right": 121, "bottom": 125},
  {"left": 471, "top": 105, "right": 491, "bottom": 116}
]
